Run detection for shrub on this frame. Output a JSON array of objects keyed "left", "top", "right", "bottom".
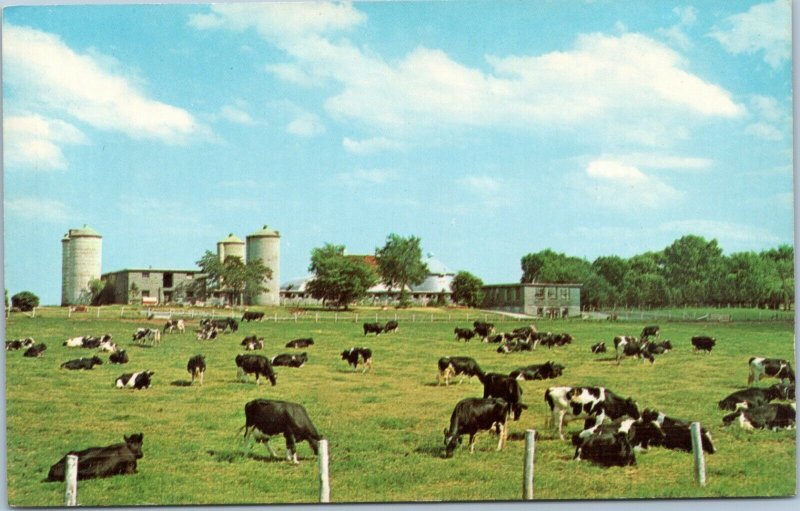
[{"left": 11, "top": 291, "right": 39, "bottom": 312}]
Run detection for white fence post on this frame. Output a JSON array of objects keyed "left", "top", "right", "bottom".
[
  {"left": 97, "top": 307, "right": 101, "bottom": 318},
  {"left": 31, "top": 307, "right": 36, "bottom": 318},
  {"left": 523, "top": 429, "right": 536, "bottom": 500},
  {"left": 690, "top": 422, "right": 706, "bottom": 486},
  {"left": 318, "top": 439, "right": 330, "bottom": 503},
  {"left": 65, "top": 454, "right": 78, "bottom": 506},
  {"left": 316, "top": 312, "right": 319, "bottom": 323}
]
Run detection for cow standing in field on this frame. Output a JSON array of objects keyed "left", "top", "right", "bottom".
[
  {"left": 473, "top": 321, "right": 495, "bottom": 341},
  {"left": 748, "top": 357, "right": 795, "bottom": 385},
  {"left": 383, "top": 320, "right": 399, "bottom": 333},
  {"left": 341, "top": 347, "right": 373, "bottom": 373},
  {"left": 479, "top": 373, "right": 527, "bottom": 421},
  {"left": 437, "top": 356, "right": 484, "bottom": 385},
  {"left": 242, "top": 399, "right": 323, "bottom": 464},
  {"left": 242, "top": 311, "right": 265, "bottom": 322},
  {"left": 187, "top": 355, "right": 206, "bottom": 386},
  {"left": 132, "top": 328, "right": 161, "bottom": 346},
  {"left": 545, "top": 386, "right": 639, "bottom": 440},
  {"left": 163, "top": 320, "right": 185, "bottom": 334},
  {"left": 454, "top": 327, "right": 476, "bottom": 342},
  {"left": 640, "top": 325, "right": 660, "bottom": 339},
  {"left": 363, "top": 322, "right": 384, "bottom": 336},
  {"left": 46, "top": 433, "right": 144, "bottom": 481},
  {"left": 691, "top": 336, "right": 716, "bottom": 353},
  {"left": 443, "top": 397, "right": 510, "bottom": 457},
  {"left": 235, "top": 354, "right": 277, "bottom": 385}
]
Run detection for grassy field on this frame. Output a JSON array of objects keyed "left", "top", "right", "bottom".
[{"left": 4, "top": 308, "right": 796, "bottom": 505}]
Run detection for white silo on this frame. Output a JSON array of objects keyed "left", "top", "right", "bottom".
[
  {"left": 61, "top": 233, "right": 71, "bottom": 306},
  {"left": 217, "top": 233, "right": 245, "bottom": 263},
  {"left": 64, "top": 225, "right": 102, "bottom": 305},
  {"left": 246, "top": 225, "right": 280, "bottom": 305}
]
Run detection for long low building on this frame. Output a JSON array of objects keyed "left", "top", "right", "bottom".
[
  {"left": 481, "top": 282, "right": 581, "bottom": 318},
  {"left": 101, "top": 268, "right": 203, "bottom": 305}
]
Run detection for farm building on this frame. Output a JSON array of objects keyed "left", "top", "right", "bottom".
[
  {"left": 481, "top": 282, "right": 582, "bottom": 318},
  {"left": 101, "top": 268, "right": 203, "bottom": 305}
]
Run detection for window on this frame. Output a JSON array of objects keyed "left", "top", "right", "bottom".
[
  {"left": 142, "top": 290, "right": 150, "bottom": 297},
  {"left": 546, "top": 287, "right": 556, "bottom": 299},
  {"left": 560, "top": 288, "right": 570, "bottom": 300},
  {"left": 142, "top": 272, "right": 150, "bottom": 278},
  {"left": 534, "top": 287, "right": 545, "bottom": 299},
  {"left": 163, "top": 272, "right": 174, "bottom": 288}
]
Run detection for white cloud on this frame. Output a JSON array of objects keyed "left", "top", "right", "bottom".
[
  {"left": 5, "top": 197, "right": 71, "bottom": 223},
  {"left": 657, "top": 6, "right": 698, "bottom": 50},
  {"left": 660, "top": 219, "right": 781, "bottom": 245},
  {"left": 743, "top": 94, "right": 790, "bottom": 142},
  {"left": 603, "top": 152, "right": 712, "bottom": 171},
  {"left": 342, "top": 137, "right": 403, "bottom": 154},
  {"left": 581, "top": 160, "right": 682, "bottom": 208},
  {"left": 336, "top": 169, "right": 397, "bottom": 186},
  {"left": 709, "top": 0, "right": 790, "bottom": 69},
  {"left": 458, "top": 176, "right": 502, "bottom": 194},
  {"left": 286, "top": 111, "right": 325, "bottom": 137},
  {"left": 3, "top": 114, "right": 87, "bottom": 171},
  {"left": 745, "top": 122, "right": 784, "bottom": 141},
  {"left": 220, "top": 105, "right": 255, "bottom": 125},
  {"left": 4, "top": 24, "right": 206, "bottom": 144}
]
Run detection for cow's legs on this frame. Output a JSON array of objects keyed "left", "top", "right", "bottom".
[
  {"left": 199, "top": 370, "right": 204, "bottom": 386},
  {"left": 285, "top": 435, "right": 299, "bottom": 464},
  {"left": 557, "top": 410, "right": 567, "bottom": 440},
  {"left": 264, "top": 439, "right": 278, "bottom": 458},
  {"left": 236, "top": 367, "right": 246, "bottom": 382},
  {"left": 496, "top": 422, "right": 506, "bottom": 451},
  {"left": 468, "top": 433, "right": 477, "bottom": 453}
]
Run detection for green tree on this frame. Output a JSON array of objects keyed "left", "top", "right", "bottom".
[
  {"left": 662, "top": 235, "right": 724, "bottom": 306},
  {"left": 375, "top": 234, "right": 428, "bottom": 306},
  {"left": 450, "top": 271, "right": 484, "bottom": 307},
  {"left": 195, "top": 251, "right": 272, "bottom": 306},
  {"left": 88, "top": 278, "right": 115, "bottom": 306},
  {"left": 306, "top": 243, "right": 378, "bottom": 309},
  {"left": 11, "top": 291, "right": 39, "bottom": 312},
  {"left": 521, "top": 249, "right": 592, "bottom": 283},
  {"left": 762, "top": 245, "right": 794, "bottom": 310},
  {"left": 128, "top": 282, "right": 140, "bottom": 304}
]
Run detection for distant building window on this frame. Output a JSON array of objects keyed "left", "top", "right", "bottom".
[
  {"left": 534, "top": 287, "right": 545, "bottom": 299},
  {"left": 546, "top": 287, "right": 556, "bottom": 299},
  {"left": 142, "top": 290, "right": 150, "bottom": 297},
  {"left": 142, "top": 272, "right": 150, "bottom": 278},
  {"left": 186, "top": 274, "right": 193, "bottom": 280},
  {"left": 560, "top": 288, "right": 570, "bottom": 300}
]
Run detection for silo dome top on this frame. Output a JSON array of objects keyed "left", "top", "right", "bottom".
[
  {"left": 247, "top": 225, "right": 280, "bottom": 238},
  {"left": 68, "top": 225, "right": 102, "bottom": 238},
  {"left": 219, "top": 233, "right": 244, "bottom": 244}
]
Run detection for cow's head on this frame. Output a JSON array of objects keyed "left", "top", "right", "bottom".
[
  {"left": 124, "top": 433, "right": 145, "bottom": 458},
  {"left": 91, "top": 356, "right": 103, "bottom": 365},
  {"left": 624, "top": 398, "right": 641, "bottom": 420},
  {"left": 443, "top": 428, "right": 462, "bottom": 458},
  {"left": 630, "top": 419, "right": 665, "bottom": 449}
]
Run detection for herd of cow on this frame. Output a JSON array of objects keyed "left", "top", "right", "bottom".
[{"left": 5, "top": 316, "right": 796, "bottom": 485}]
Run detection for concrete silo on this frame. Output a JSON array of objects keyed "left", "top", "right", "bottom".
[
  {"left": 63, "top": 225, "right": 102, "bottom": 305},
  {"left": 217, "top": 233, "right": 245, "bottom": 263},
  {"left": 246, "top": 225, "right": 280, "bottom": 306},
  {"left": 60, "top": 234, "right": 71, "bottom": 306}
]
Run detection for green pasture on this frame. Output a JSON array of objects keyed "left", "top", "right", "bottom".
[{"left": 3, "top": 309, "right": 796, "bottom": 505}]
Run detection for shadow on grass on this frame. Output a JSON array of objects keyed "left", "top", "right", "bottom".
[
  {"left": 413, "top": 445, "right": 447, "bottom": 458},
  {"left": 127, "top": 343, "right": 154, "bottom": 349},
  {"left": 207, "top": 449, "right": 287, "bottom": 464},
  {"left": 593, "top": 356, "right": 619, "bottom": 363},
  {"left": 170, "top": 380, "right": 193, "bottom": 387}
]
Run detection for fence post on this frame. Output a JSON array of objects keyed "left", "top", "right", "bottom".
[
  {"left": 318, "top": 439, "right": 330, "bottom": 502},
  {"left": 120, "top": 306, "right": 125, "bottom": 318},
  {"left": 274, "top": 312, "right": 278, "bottom": 322},
  {"left": 68, "top": 308, "right": 72, "bottom": 319},
  {"left": 294, "top": 314, "right": 298, "bottom": 323},
  {"left": 690, "top": 422, "right": 706, "bottom": 486},
  {"left": 375, "top": 312, "right": 378, "bottom": 322},
  {"left": 523, "top": 429, "right": 536, "bottom": 500},
  {"left": 316, "top": 312, "right": 319, "bottom": 323},
  {"left": 412, "top": 314, "right": 416, "bottom": 322},
  {"left": 335, "top": 313, "right": 338, "bottom": 323},
  {"left": 355, "top": 313, "right": 359, "bottom": 323},
  {"left": 65, "top": 454, "right": 78, "bottom": 506},
  {"left": 31, "top": 307, "right": 36, "bottom": 318}
]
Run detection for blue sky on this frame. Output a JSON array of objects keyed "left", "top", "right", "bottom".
[{"left": 2, "top": 0, "right": 794, "bottom": 305}]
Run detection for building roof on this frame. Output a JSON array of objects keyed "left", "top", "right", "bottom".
[
  {"left": 102, "top": 268, "right": 203, "bottom": 276},
  {"left": 68, "top": 225, "right": 101, "bottom": 238},
  {"left": 422, "top": 253, "right": 453, "bottom": 276},
  {"left": 218, "top": 233, "right": 244, "bottom": 244},
  {"left": 484, "top": 282, "right": 584, "bottom": 288},
  {"left": 247, "top": 225, "right": 280, "bottom": 238}
]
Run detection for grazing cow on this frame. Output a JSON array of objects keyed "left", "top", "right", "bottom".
[
  {"left": 443, "top": 397, "right": 510, "bottom": 458},
  {"left": 691, "top": 336, "right": 716, "bottom": 353},
  {"left": 61, "top": 356, "right": 103, "bottom": 370},
  {"left": 286, "top": 338, "right": 314, "bottom": 349},
  {"left": 479, "top": 373, "right": 527, "bottom": 421},
  {"left": 718, "top": 384, "right": 790, "bottom": 411},
  {"left": 46, "top": 433, "right": 144, "bottom": 481},
  {"left": 572, "top": 417, "right": 665, "bottom": 454},
  {"left": 271, "top": 353, "right": 308, "bottom": 368},
  {"left": 509, "top": 361, "right": 564, "bottom": 381},
  {"left": 242, "top": 399, "right": 322, "bottom": 464},
  {"left": 235, "top": 354, "right": 277, "bottom": 385},
  {"left": 613, "top": 336, "right": 653, "bottom": 364},
  {"left": 473, "top": 321, "right": 495, "bottom": 340},
  {"left": 748, "top": 357, "right": 795, "bottom": 385},
  {"left": 437, "top": 356, "right": 484, "bottom": 385},
  {"left": 115, "top": 371, "right": 154, "bottom": 390},
  {"left": 573, "top": 431, "right": 636, "bottom": 467},
  {"left": 487, "top": 334, "right": 506, "bottom": 344},
  {"left": 242, "top": 311, "right": 265, "bottom": 322},
  {"left": 109, "top": 350, "right": 129, "bottom": 364},
  {"left": 132, "top": 328, "right": 161, "bottom": 345},
  {"left": 187, "top": 355, "right": 206, "bottom": 386},
  {"left": 163, "top": 319, "right": 186, "bottom": 334},
  {"left": 454, "top": 327, "right": 476, "bottom": 342},
  {"left": 23, "top": 344, "right": 47, "bottom": 357},
  {"left": 341, "top": 347, "right": 373, "bottom": 373},
  {"left": 545, "top": 386, "right": 639, "bottom": 440},
  {"left": 196, "top": 326, "right": 219, "bottom": 341},
  {"left": 643, "top": 340, "right": 672, "bottom": 356},
  {"left": 591, "top": 342, "right": 607, "bottom": 354},
  {"left": 640, "top": 325, "right": 660, "bottom": 339},
  {"left": 512, "top": 325, "right": 538, "bottom": 338},
  {"left": 641, "top": 409, "right": 716, "bottom": 454},
  {"left": 6, "top": 338, "right": 35, "bottom": 351},
  {"left": 722, "top": 403, "right": 796, "bottom": 430},
  {"left": 383, "top": 320, "right": 399, "bottom": 333},
  {"left": 244, "top": 339, "right": 265, "bottom": 351},
  {"left": 363, "top": 322, "right": 384, "bottom": 336}
]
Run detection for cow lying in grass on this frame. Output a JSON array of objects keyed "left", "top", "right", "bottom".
[
  {"left": 61, "top": 356, "right": 103, "bottom": 370},
  {"left": 723, "top": 403, "right": 796, "bottom": 431},
  {"left": 46, "top": 433, "right": 144, "bottom": 481},
  {"left": 718, "top": 384, "right": 791, "bottom": 411}
]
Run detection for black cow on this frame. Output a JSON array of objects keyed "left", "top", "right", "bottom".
[
  {"left": 722, "top": 403, "right": 796, "bottom": 430},
  {"left": 591, "top": 342, "right": 607, "bottom": 354},
  {"left": 61, "top": 356, "right": 103, "bottom": 370},
  {"left": 691, "top": 336, "right": 716, "bottom": 353},
  {"left": 479, "top": 373, "right": 527, "bottom": 421},
  {"left": 46, "top": 433, "right": 144, "bottom": 481},
  {"left": 454, "top": 327, "right": 476, "bottom": 342},
  {"left": 643, "top": 340, "right": 673, "bottom": 356},
  {"left": 573, "top": 431, "right": 636, "bottom": 467},
  {"left": 115, "top": 371, "right": 154, "bottom": 390},
  {"left": 509, "top": 361, "right": 564, "bottom": 381},
  {"left": 341, "top": 347, "right": 372, "bottom": 373},
  {"left": 271, "top": 353, "right": 308, "bottom": 368},
  {"left": 641, "top": 409, "right": 716, "bottom": 454},
  {"left": 23, "top": 344, "right": 47, "bottom": 357},
  {"left": 718, "top": 384, "right": 790, "bottom": 411},
  {"left": 640, "top": 325, "right": 660, "bottom": 339},
  {"left": 6, "top": 338, "right": 35, "bottom": 351},
  {"left": 242, "top": 399, "right": 322, "bottom": 464},
  {"left": 242, "top": 311, "right": 265, "bottom": 322},
  {"left": 473, "top": 321, "right": 495, "bottom": 341},
  {"left": 383, "top": 320, "right": 399, "bottom": 333},
  {"left": 109, "top": 350, "right": 129, "bottom": 364},
  {"left": 235, "top": 354, "right": 277, "bottom": 385},
  {"left": 437, "top": 356, "right": 484, "bottom": 385},
  {"left": 443, "top": 397, "right": 510, "bottom": 457},
  {"left": 187, "top": 355, "right": 206, "bottom": 385},
  {"left": 748, "top": 357, "right": 795, "bottom": 385},
  {"left": 512, "top": 325, "right": 538, "bottom": 338},
  {"left": 363, "top": 322, "right": 384, "bottom": 336},
  {"left": 286, "top": 338, "right": 314, "bottom": 348}
]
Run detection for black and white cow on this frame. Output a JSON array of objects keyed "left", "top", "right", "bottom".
[
  {"left": 572, "top": 416, "right": 665, "bottom": 454},
  {"left": 748, "top": 357, "right": 795, "bottom": 385},
  {"left": 497, "top": 338, "right": 534, "bottom": 353},
  {"left": 271, "top": 353, "right": 308, "bottom": 368},
  {"left": 115, "top": 371, "right": 154, "bottom": 390},
  {"left": 242, "top": 311, "right": 265, "bottom": 322},
  {"left": 573, "top": 431, "right": 636, "bottom": 467},
  {"left": 719, "top": 384, "right": 791, "bottom": 411},
  {"left": 97, "top": 339, "right": 119, "bottom": 353},
  {"left": 46, "top": 433, "right": 144, "bottom": 481},
  {"left": 187, "top": 355, "right": 206, "bottom": 386},
  {"left": 6, "top": 338, "right": 35, "bottom": 351},
  {"left": 545, "top": 386, "right": 639, "bottom": 440},
  {"left": 132, "top": 328, "right": 160, "bottom": 345},
  {"left": 640, "top": 409, "right": 716, "bottom": 454},
  {"left": 363, "top": 322, "right": 384, "bottom": 336},
  {"left": 243, "top": 339, "right": 265, "bottom": 351},
  {"left": 722, "top": 403, "right": 796, "bottom": 430},
  {"left": 443, "top": 397, "right": 510, "bottom": 458},
  {"left": 61, "top": 356, "right": 103, "bottom": 370},
  {"left": 591, "top": 342, "right": 607, "bottom": 354},
  {"left": 286, "top": 338, "right": 314, "bottom": 348},
  {"left": 235, "top": 354, "right": 277, "bottom": 385},
  {"left": 383, "top": 320, "right": 399, "bottom": 333},
  {"left": 613, "top": 336, "right": 653, "bottom": 364},
  {"left": 640, "top": 325, "right": 660, "bottom": 339},
  {"left": 454, "top": 327, "right": 476, "bottom": 342},
  {"left": 479, "top": 373, "right": 527, "bottom": 421},
  {"left": 437, "top": 356, "right": 484, "bottom": 385},
  {"left": 196, "top": 325, "right": 219, "bottom": 341},
  {"left": 23, "top": 344, "right": 47, "bottom": 357},
  {"left": 509, "top": 361, "right": 564, "bottom": 381},
  {"left": 109, "top": 350, "right": 129, "bottom": 364},
  {"left": 162, "top": 319, "right": 186, "bottom": 334},
  {"left": 643, "top": 340, "right": 673, "bottom": 356},
  {"left": 691, "top": 336, "right": 716, "bottom": 353},
  {"left": 242, "top": 399, "right": 322, "bottom": 464},
  {"left": 63, "top": 336, "right": 88, "bottom": 348},
  {"left": 341, "top": 347, "right": 373, "bottom": 373},
  {"left": 472, "top": 321, "right": 495, "bottom": 341}
]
